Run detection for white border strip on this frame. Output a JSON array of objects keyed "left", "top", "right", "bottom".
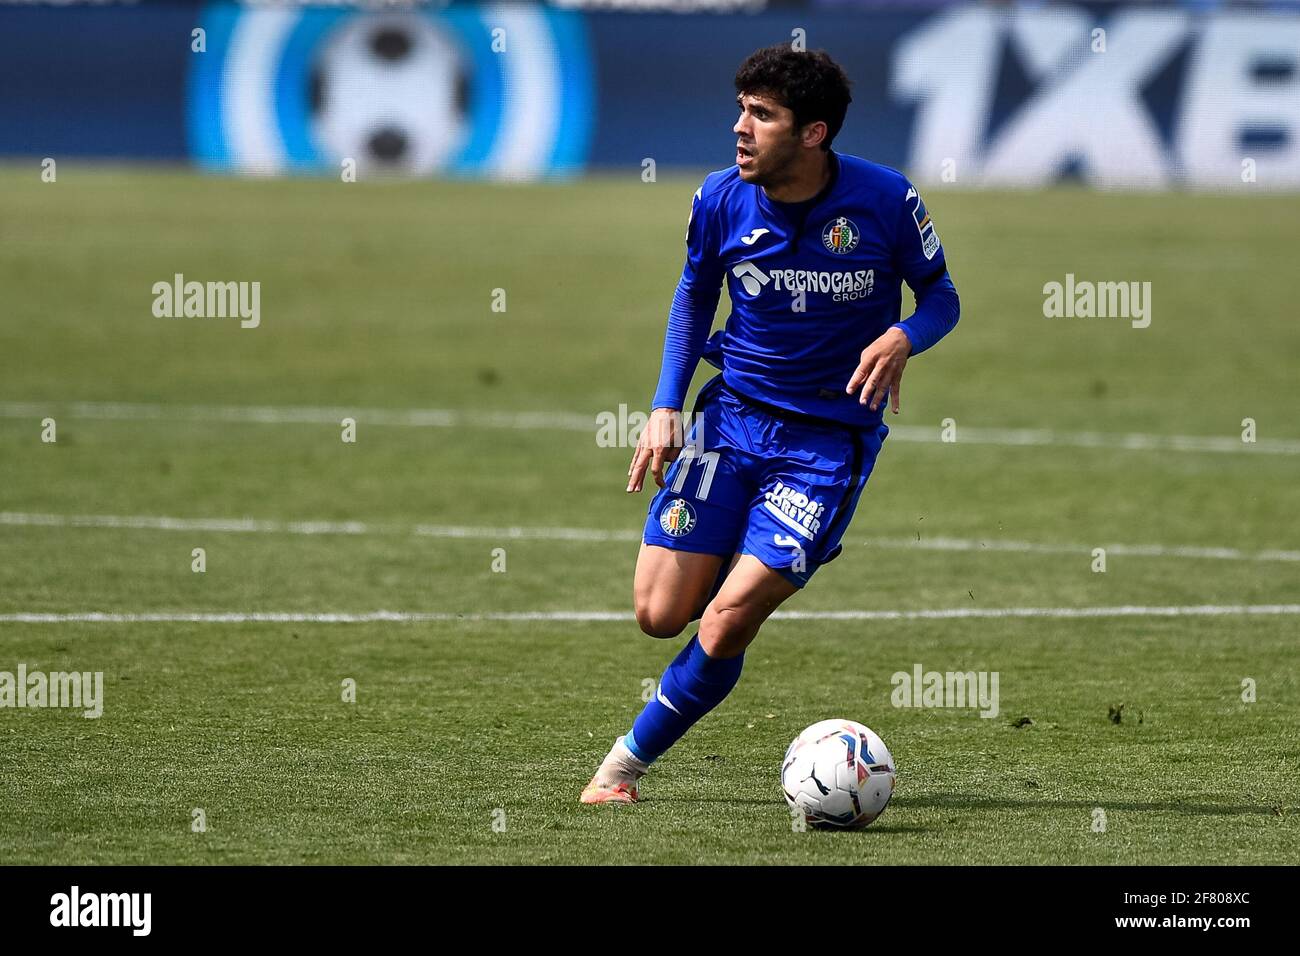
[
  {"left": 488, "top": 5, "right": 560, "bottom": 180},
  {"left": 2, "top": 512, "right": 1296, "bottom": 563},
  {"left": 2, "top": 401, "right": 1296, "bottom": 455},
  {"left": 224, "top": 10, "right": 297, "bottom": 176},
  {"left": 3, "top": 605, "right": 1298, "bottom": 624}
]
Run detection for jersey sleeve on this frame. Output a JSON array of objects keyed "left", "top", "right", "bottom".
[
  {"left": 681, "top": 184, "right": 725, "bottom": 293},
  {"left": 649, "top": 183, "right": 726, "bottom": 411},
  {"left": 890, "top": 181, "right": 959, "bottom": 355},
  {"left": 893, "top": 181, "right": 946, "bottom": 285}
]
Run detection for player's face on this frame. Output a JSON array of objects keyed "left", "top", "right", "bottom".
[{"left": 734, "top": 92, "right": 801, "bottom": 185}]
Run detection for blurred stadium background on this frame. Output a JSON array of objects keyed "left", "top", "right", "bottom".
[
  {"left": 4, "top": 0, "right": 1300, "bottom": 186},
  {"left": 0, "top": 0, "right": 1297, "bottom": 865}
]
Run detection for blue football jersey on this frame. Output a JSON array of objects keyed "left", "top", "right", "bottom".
[{"left": 669, "top": 150, "right": 950, "bottom": 428}]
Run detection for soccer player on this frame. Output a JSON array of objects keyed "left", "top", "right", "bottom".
[{"left": 581, "top": 45, "right": 960, "bottom": 804}]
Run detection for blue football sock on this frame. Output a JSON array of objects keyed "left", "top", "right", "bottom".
[{"left": 625, "top": 634, "right": 744, "bottom": 764}]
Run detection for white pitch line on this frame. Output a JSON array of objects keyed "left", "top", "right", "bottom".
[
  {"left": 0, "top": 511, "right": 378, "bottom": 536},
  {"left": 908, "top": 426, "right": 1300, "bottom": 455},
  {"left": 0, "top": 401, "right": 593, "bottom": 432},
  {"left": 412, "top": 523, "right": 639, "bottom": 543},
  {"left": 0, "top": 611, "right": 630, "bottom": 624},
  {"left": 2, "top": 511, "right": 1296, "bottom": 563},
  {"left": 773, "top": 604, "right": 1300, "bottom": 621},
  {"left": 0, "top": 511, "right": 642, "bottom": 543},
  {"left": 2, "top": 400, "right": 1296, "bottom": 455},
  {"left": 861, "top": 535, "right": 1300, "bottom": 563},
  {"left": 3, "top": 605, "right": 1299, "bottom": 624}
]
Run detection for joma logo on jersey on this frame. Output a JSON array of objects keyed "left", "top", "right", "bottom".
[
  {"left": 731, "top": 262, "right": 874, "bottom": 303},
  {"left": 762, "top": 482, "right": 824, "bottom": 540}
]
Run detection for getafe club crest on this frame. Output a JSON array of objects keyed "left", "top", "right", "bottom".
[
  {"left": 659, "top": 498, "right": 696, "bottom": 537},
  {"left": 822, "top": 216, "right": 859, "bottom": 255}
]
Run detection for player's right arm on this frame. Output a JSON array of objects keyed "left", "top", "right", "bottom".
[{"left": 627, "top": 182, "right": 725, "bottom": 493}]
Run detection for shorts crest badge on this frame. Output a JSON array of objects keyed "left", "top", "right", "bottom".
[{"left": 659, "top": 498, "right": 697, "bottom": 537}]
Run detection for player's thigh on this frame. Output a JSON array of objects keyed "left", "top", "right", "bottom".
[
  {"left": 636, "top": 382, "right": 756, "bottom": 637},
  {"left": 633, "top": 544, "right": 728, "bottom": 639},
  {"left": 697, "top": 554, "right": 800, "bottom": 658}
]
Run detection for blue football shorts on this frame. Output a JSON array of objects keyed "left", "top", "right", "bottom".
[{"left": 641, "top": 374, "right": 889, "bottom": 588}]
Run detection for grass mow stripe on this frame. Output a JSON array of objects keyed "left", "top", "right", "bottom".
[
  {"left": 3, "top": 605, "right": 1299, "bottom": 624},
  {"left": 2, "top": 511, "right": 1297, "bottom": 563},
  {"left": 2, "top": 400, "right": 1296, "bottom": 455}
]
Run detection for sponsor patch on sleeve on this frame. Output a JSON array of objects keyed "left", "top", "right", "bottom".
[{"left": 905, "top": 186, "right": 940, "bottom": 260}]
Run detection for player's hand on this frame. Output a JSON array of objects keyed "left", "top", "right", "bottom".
[
  {"left": 846, "top": 327, "right": 912, "bottom": 414},
  {"left": 627, "top": 407, "right": 684, "bottom": 493}
]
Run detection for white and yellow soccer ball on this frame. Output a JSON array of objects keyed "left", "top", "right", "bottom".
[{"left": 781, "top": 719, "right": 896, "bottom": 830}]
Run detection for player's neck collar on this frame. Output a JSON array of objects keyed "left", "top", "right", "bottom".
[
  {"left": 760, "top": 149, "right": 841, "bottom": 212},
  {"left": 817, "top": 149, "right": 841, "bottom": 201}
]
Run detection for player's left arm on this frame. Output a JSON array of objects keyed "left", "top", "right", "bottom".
[{"left": 847, "top": 184, "right": 960, "bottom": 413}]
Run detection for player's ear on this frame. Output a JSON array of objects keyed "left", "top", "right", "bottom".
[{"left": 800, "top": 120, "right": 828, "bottom": 150}]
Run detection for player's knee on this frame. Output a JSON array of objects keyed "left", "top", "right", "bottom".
[
  {"left": 634, "top": 599, "right": 689, "bottom": 640},
  {"left": 698, "top": 602, "right": 754, "bottom": 656}
]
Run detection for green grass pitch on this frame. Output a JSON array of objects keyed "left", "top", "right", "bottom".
[{"left": 0, "top": 166, "right": 1296, "bottom": 864}]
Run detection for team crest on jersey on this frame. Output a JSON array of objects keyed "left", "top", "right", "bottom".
[
  {"left": 659, "top": 497, "right": 696, "bottom": 537},
  {"left": 822, "top": 217, "right": 859, "bottom": 255},
  {"left": 906, "top": 187, "right": 940, "bottom": 260}
]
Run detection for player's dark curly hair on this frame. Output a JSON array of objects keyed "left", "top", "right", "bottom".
[{"left": 734, "top": 46, "right": 852, "bottom": 151}]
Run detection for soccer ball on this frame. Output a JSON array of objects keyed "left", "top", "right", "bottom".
[
  {"left": 781, "top": 719, "right": 896, "bottom": 829},
  {"left": 310, "top": 14, "right": 470, "bottom": 175}
]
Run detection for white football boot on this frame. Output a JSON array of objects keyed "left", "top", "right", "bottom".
[{"left": 579, "top": 736, "right": 651, "bottom": 804}]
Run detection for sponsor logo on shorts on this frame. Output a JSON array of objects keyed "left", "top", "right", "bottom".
[
  {"left": 659, "top": 498, "right": 696, "bottom": 537},
  {"left": 762, "top": 481, "right": 824, "bottom": 540}
]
